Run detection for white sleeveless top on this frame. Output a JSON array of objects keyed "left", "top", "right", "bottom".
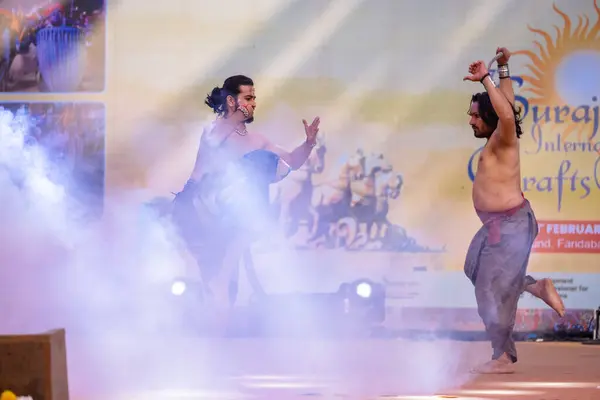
[{"left": 192, "top": 122, "right": 291, "bottom": 183}]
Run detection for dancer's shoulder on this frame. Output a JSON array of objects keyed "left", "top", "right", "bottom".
[{"left": 199, "top": 121, "right": 224, "bottom": 147}]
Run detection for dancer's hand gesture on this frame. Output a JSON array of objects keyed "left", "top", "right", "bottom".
[
  {"left": 463, "top": 61, "right": 489, "bottom": 82},
  {"left": 303, "top": 117, "right": 320, "bottom": 146}
]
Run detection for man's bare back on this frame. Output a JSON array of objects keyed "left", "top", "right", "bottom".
[{"left": 472, "top": 132, "right": 523, "bottom": 212}]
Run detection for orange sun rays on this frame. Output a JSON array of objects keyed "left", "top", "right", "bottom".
[{"left": 513, "top": 0, "right": 600, "bottom": 148}]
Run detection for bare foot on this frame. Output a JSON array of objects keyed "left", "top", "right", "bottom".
[
  {"left": 470, "top": 359, "right": 515, "bottom": 374},
  {"left": 526, "top": 278, "right": 565, "bottom": 317}
]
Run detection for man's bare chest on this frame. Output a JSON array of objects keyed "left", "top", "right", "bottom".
[{"left": 475, "top": 149, "right": 493, "bottom": 177}]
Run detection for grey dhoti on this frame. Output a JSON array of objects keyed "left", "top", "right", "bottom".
[{"left": 464, "top": 198, "right": 539, "bottom": 362}]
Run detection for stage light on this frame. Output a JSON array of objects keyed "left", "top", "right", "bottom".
[
  {"left": 356, "top": 281, "right": 373, "bottom": 298},
  {"left": 171, "top": 280, "right": 186, "bottom": 296},
  {"left": 167, "top": 275, "right": 385, "bottom": 337},
  {"left": 340, "top": 279, "right": 386, "bottom": 325}
]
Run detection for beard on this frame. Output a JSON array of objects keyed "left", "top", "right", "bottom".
[
  {"left": 472, "top": 127, "right": 491, "bottom": 139},
  {"left": 237, "top": 103, "right": 254, "bottom": 123}
]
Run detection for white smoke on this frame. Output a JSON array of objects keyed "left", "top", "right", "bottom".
[
  {"left": 0, "top": 105, "right": 209, "bottom": 396},
  {"left": 0, "top": 104, "right": 193, "bottom": 329},
  {"left": 0, "top": 105, "right": 476, "bottom": 397}
]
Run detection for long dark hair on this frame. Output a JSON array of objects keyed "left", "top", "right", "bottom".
[
  {"left": 204, "top": 75, "right": 254, "bottom": 117},
  {"left": 470, "top": 92, "right": 523, "bottom": 138}
]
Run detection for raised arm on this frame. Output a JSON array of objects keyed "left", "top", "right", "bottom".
[
  {"left": 464, "top": 60, "right": 516, "bottom": 145},
  {"left": 267, "top": 140, "right": 315, "bottom": 170},
  {"left": 495, "top": 47, "right": 515, "bottom": 105}
]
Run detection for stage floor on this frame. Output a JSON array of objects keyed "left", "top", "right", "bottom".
[{"left": 68, "top": 338, "right": 600, "bottom": 400}]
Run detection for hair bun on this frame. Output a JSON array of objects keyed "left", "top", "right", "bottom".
[{"left": 204, "top": 86, "right": 223, "bottom": 112}]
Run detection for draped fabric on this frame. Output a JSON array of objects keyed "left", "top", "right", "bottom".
[{"left": 171, "top": 149, "right": 288, "bottom": 281}]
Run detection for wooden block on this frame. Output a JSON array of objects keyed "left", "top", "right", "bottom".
[{"left": 0, "top": 329, "right": 69, "bottom": 400}]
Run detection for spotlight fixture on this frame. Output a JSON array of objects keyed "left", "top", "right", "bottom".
[
  {"left": 168, "top": 276, "right": 386, "bottom": 337},
  {"left": 171, "top": 280, "right": 187, "bottom": 296},
  {"left": 356, "top": 281, "right": 373, "bottom": 299},
  {"left": 338, "top": 279, "right": 386, "bottom": 324},
  {"left": 169, "top": 278, "right": 205, "bottom": 303}
]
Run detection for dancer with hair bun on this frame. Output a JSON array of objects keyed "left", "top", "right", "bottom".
[{"left": 171, "top": 75, "right": 320, "bottom": 331}]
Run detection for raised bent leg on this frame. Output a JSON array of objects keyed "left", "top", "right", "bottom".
[{"left": 524, "top": 278, "right": 565, "bottom": 317}]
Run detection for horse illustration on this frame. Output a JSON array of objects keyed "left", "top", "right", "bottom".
[
  {"left": 348, "top": 152, "right": 392, "bottom": 235},
  {"left": 369, "top": 171, "right": 404, "bottom": 239},
  {"left": 270, "top": 134, "right": 327, "bottom": 238},
  {"left": 306, "top": 149, "right": 366, "bottom": 244}
]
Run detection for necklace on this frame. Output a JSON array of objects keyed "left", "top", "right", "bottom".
[
  {"left": 218, "top": 115, "right": 248, "bottom": 136},
  {"left": 235, "top": 127, "right": 248, "bottom": 136}
]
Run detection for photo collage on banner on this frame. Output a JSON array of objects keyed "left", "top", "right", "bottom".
[{"left": 0, "top": 0, "right": 107, "bottom": 216}]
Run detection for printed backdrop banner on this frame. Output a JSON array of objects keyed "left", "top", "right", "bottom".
[{"left": 33, "top": 0, "right": 600, "bottom": 321}]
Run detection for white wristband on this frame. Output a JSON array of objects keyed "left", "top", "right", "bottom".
[{"left": 482, "top": 75, "right": 496, "bottom": 88}]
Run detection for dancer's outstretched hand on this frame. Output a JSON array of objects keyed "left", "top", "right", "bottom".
[
  {"left": 463, "top": 61, "right": 489, "bottom": 82},
  {"left": 303, "top": 116, "right": 320, "bottom": 145}
]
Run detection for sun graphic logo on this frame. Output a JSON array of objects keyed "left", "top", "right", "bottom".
[{"left": 513, "top": 1, "right": 600, "bottom": 153}]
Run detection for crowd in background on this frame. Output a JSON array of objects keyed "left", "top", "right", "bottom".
[{"left": 0, "top": 0, "right": 106, "bottom": 91}]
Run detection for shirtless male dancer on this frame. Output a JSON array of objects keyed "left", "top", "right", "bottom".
[
  {"left": 462, "top": 48, "right": 565, "bottom": 374},
  {"left": 172, "top": 75, "right": 320, "bottom": 318}
]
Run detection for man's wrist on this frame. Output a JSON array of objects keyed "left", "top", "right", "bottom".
[
  {"left": 480, "top": 74, "right": 496, "bottom": 90},
  {"left": 497, "top": 63, "right": 510, "bottom": 79},
  {"left": 305, "top": 138, "right": 317, "bottom": 148}
]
